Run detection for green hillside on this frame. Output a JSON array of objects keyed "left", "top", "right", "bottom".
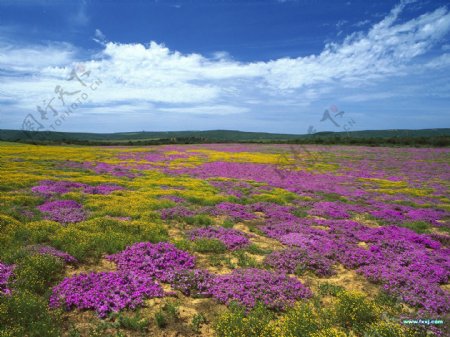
[{"left": 0, "top": 128, "right": 449, "bottom": 146}]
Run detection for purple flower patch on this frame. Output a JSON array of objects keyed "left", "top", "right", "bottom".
[
  {"left": 209, "top": 268, "right": 311, "bottom": 310},
  {"left": 32, "top": 180, "right": 123, "bottom": 197},
  {"left": 160, "top": 206, "right": 195, "bottom": 220},
  {"left": 405, "top": 208, "right": 448, "bottom": 225},
  {"left": 0, "top": 262, "right": 14, "bottom": 296},
  {"left": 107, "top": 242, "right": 196, "bottom": 282},
  {"left": 26, "top": 245, "right": 78, "bottom": 264},
  {"left": 32, "top": 180, "right": 85, "bottom": 197},
  {"left": 264, "top": 248, "right": 335, "bottom": 277},
  {"left": 49, "top": 271, "right": 165, "bottom": 318},
  {"left": 188, "top": 226, "right": 250, "bottom": 250},
  {"left": 37, "top": 200, "right": 87, "bottom": 224},
  {"left": 210, "top": 202, "right": 256, "bottom": 221},
  {"left": 370, "top": 209, "right": 406, "bottom": 222},
  {"left": 169, "top": 269, "right": 214, "bottom": 297},
  {"left": 308, "top": 201, "right": 351, "bottom": 219}
]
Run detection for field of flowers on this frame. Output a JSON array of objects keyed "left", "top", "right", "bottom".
[{"left": 0, "top": 141, "right": 448, "bottom": 336}]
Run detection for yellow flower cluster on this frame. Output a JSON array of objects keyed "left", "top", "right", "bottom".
[{"left": 310, "top": 327, "right": 347, "bottom": 337}]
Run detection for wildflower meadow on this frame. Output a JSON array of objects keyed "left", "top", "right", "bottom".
[{"left": 0, "top": 142, "right": 448, "bottom": 336}]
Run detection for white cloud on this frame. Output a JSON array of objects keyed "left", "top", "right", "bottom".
[
  {"left": 424, "top": 53, "right": 450, "bottom": 69},
  {"left": 336, "top": 20, "right": 348, "bottom": 29},
  {"left": 70, "top": 0, "right": 89, "bottom": 27},
  {"left": 354, "top": 19, "right": 370, "bottom": 27},
  {"left": 94, "top": 29, "right": 106, "bottom": 44},
  {"left": 158, "top": 105, "right": 249, "bottom": 115},
  {"left": 0, "top": 42, "right": 76, "bottom": 72},
  {"left": 342, "top": 92, "right": 398, "bottom": 102}
]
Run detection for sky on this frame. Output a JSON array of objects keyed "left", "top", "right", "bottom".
[{"left": 0, "top": 0, "right": 449, "bottom": 134}]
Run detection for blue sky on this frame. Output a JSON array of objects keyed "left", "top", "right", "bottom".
[{"left": 0, "top": 0, "right": 449, "bottom": 134}]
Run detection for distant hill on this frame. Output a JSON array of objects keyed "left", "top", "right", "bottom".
[
  {"left": 0, "top": 128, "right": 449, "bottom": 146},
  {"left": 0, "top": 129, "right": 302, "bottom": 143},
  {"left": 310, "top": 128, "right": 450, "bottom": 138}
]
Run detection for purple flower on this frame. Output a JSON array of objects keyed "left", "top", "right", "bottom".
[
  {"left": 209, "top": 268, "right": 311, "bottom": 310},
  {"left": 26, "top": 245, "right": 78, "bottom": 264},
  {"left": 189, "top": 226, "right": 250, "bottom": 250},
  {"left": 83, "top": 184, "right": 124, "bottom": 195},
  {"left": 210, "top": 202, "right": 256, "bottom": 221},
  {"left": 160, "top": 206, "right": 194, "bottom": 220},
  {"left": 31, "top": 180, "right": 85, "bottom": 197},
  {"left": 32, "top": 180, "right": 123, "bottom": 197},
  {"left": 370, "top": 209, "right": 406, "bottom": 222},
  {"left": 49, "top": 271, "right": 165, "bottom": 318},
  {"left": 264, "top": 248, "right": 335, "bottom": 277},
  {"left": 169, "top": 269, "right": 214, "bottom": 297},
  {"left": 307, "top": 201, "right": 352, "bottom": 219},
  {"left": 107, "top": 242, "right": 196, "bottom": 282},
  {"left": 250, "top": 202, "right": 298, "bottom": 222},
  {"left": 0, "top": 262, "right": 14, "bottom": 296},
  {"left": 405, "top": 208, "right": 448, "bottom": 225},
  {"left": 37, "top": 200, "right": 86, "bottom": 224},
  {"left": 209, "top": 180, "right": 254, "bottom": 198}
]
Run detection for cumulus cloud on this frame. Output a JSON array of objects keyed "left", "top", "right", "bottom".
[{"left": 0, "top": 42, "right": 76, "bottom": 72}]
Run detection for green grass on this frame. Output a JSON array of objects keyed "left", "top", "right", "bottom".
[
  {"left": 193, "top": 238, "right": 227, "bottom": 253},
  {"left": 397, "top": 221, "right": 431, "bottom": 234}
]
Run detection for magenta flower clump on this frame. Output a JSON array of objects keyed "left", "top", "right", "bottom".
[
  {"left": 209, "top": 180, "right": 254, "bottom": 198},
  {"left": 210, "top": 202, "right": 256, "bottom": 221},
  {"left": 49, "top": 271, "right": 165, "bottom": 318},
  {"left": 250, "top": 202, "right": 298, "bottom": 222},
  {"left": 160, "top": 206, "right": 195, "bottom": 220},
  {"left": 405, "top": 208, "right": 448, "bottom": 225},
  {"left": 0, "top": 262, "right": 14, "bottom": 296},
  {"left": 32, "top": 180, "right": 85, "bottom": 197},
  {"left": 32, "top": 180, "right": 123, "bottom": 197},
  {"left": 307, "top": 201, "right": 351, "bottom": 219},
  {"left": 209, "top": 268, "right": 312, "bottom": 310},
  {"left": 26, "top": 245, "right": 78, "bottom": 264},
  {"left": 189, "top": 226, "right": 250, "bottom": 250},
  {"left": 107, "top": 242, "right": 196, "bottom": 282},
  {"left": 37, "top": 200, "right": 87, "bottom": 224},
  {"left": 264, "top": 248, "right": 335, "bottom": 277},
  {"left": 168, "top": 269, "right": 214, "bottom": 297},
  {"left": 83, "top": 184, "right": 124, "bottom": 195}
]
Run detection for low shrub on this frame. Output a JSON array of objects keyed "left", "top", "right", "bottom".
[
  {"left": 364, "top": 321, "right": 409, "bottom": 337},
  {"left": 0, "top": 290, "right": 61, "bottom": 337},
  {"left": 192, "top": 238, "right": 227, "bottom": 253},
  {"left": 317, "top": 283, "right": 345, "bottom": 297},
  {"left": 334, "top": 290, "right": 381, "bottom": 332},
  {"left": 185, "top": 214, "right": 214, "bottom": 227},
  {"left": 14, "top": 254, "right": 65, "bottom": 295},
  {"left": 116, "top": 312, "right": 149, "bottom": 332},
  {"left": 191, "top": 313, "right": 207, "bottom": 334},
  {"left": 154, "top": 310, "right": 167, "bottom": 329},
  {"left": 232, "top": 250, "right": 260, "bottom": 268},
  {"left": 215, "top": 302, "right": 275, "bottom": 337}
]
